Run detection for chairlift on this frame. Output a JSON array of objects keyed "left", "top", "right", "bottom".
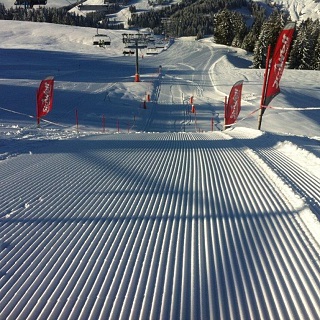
[
  {"left": 93, "top": 34, "right": 111, "bottom": 47},
  {"left": 123, "top": 44, "right": 134, "bottom": 55},
  {"left": 123, "top": 47, "right": 135, "bottom": 55},
  {"left": 126, "top": 42, "right": 148, "bottom": 49},
  {"left": 146, "top": 47, "right": 159, "bottom": 55},
  {"left": 122, "top": 33, "right": 149, "bottom": 49},
  {"left": 93, "top": 23, "right": 111, "bottom": 48},
  {"left": 14, "top": 0, "right": 47, "bottom": 8}
]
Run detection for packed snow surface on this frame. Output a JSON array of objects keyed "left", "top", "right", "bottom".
[{"left": 0, "top": 20, "right": 319, "bottom": 320}]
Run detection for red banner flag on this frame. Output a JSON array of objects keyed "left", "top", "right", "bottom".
[
  {"left": 225, "top": 80, "right": 244, "bottom": 126},
  {"left": 264, "top": 22, "right": 295, "bottom": 106},
  {"left": 37, "top": 76, "right": 54, "bottom": 119}
]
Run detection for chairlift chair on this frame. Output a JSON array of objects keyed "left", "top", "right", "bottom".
[
  {"left": 93, "top": 34, "right": 111, "bottom": 47},
  {"left": 123, "top": 43, "right": 134, "bottom": 55},
  {"left": 146, "top": 47, "right": 159, "bottom": 55},
  {"left": 126, "top": 40, "right": 148, "bottom": 49},
  {"left": 123, "top": 46, "right": 135, "bottom": 55},
  {"left": 14, "top": 0, "right": 47, "bottom": 7}
]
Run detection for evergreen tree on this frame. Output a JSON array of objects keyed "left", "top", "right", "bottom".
[
  {"left": 214, "top": 9, "right": 245, "bottom": 46},
  {"left": 231, "top": 10, "right": 246, "bottom": 46},
  {"left": 0, "top": 3, "right": 6, "bottom": 19},
  {"left": 214, "top": 10, "right": 233, "bottom": 45},
  {"left": 253, "top": 10, "right": 284, "bottom": 68},
  {"left": 310, "top": 19, "right": 320, "bottom": 70},
  {"left": 241, "top": 30, "right": 256, "bottom": 51},
  {"left": 289, "top": 19, "right": 318, "bottom": 70},
  {"left": 299, "top": 23, "right": 313, "bottom": 69},
  {"left": 288, "top": 29, "right": 301, "bottom": 69},
  {"left": 313, "top": 33, "right": 320, "bottom": 70}
]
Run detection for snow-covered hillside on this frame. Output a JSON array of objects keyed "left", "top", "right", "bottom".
[
  {"left": 274, "top": 0, "right": 320, "bottom": 21},
  {"left": 2, "top": 0, "right": 320, "bottom": 22},
  {"left": 0, "top": 20, "right": 319, "bottom": 320}
]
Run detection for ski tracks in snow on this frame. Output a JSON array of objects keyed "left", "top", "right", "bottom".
[{"left": 1, "top": 132, "right": 319, "bottom": 320}]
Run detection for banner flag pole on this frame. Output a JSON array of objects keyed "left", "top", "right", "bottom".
[
  {"left": 224, "top": 96, "right": 227, "bottom": 130},
  {"left": 36, "top": 88, "right": 40, "bottom": 127},
  {"left": 75, "top": 108, "right": 79, "bottom": 133},
  {"left": 102, "top": 114, "right": 106, "bottom": 132},
  {"left": 258, "top": 45, "right": 271, "bottom": 130}
]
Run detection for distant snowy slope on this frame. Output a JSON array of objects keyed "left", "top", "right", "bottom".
[
  {"left": 0, "top": 20, "right": 123, "bottom": 54},
  {"left": 274, "top": 0, "right": 320, "bottom": 21},
  {"left": 1, "top": 0, "right": 319, "bottom": 22}
]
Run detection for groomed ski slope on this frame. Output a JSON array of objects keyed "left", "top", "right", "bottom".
[
  {"left": 1, "top": 131, "right": 319, "bottom": 320},
  {"left": 1, "top": 21, "right": 320, "bottom": 320}
]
